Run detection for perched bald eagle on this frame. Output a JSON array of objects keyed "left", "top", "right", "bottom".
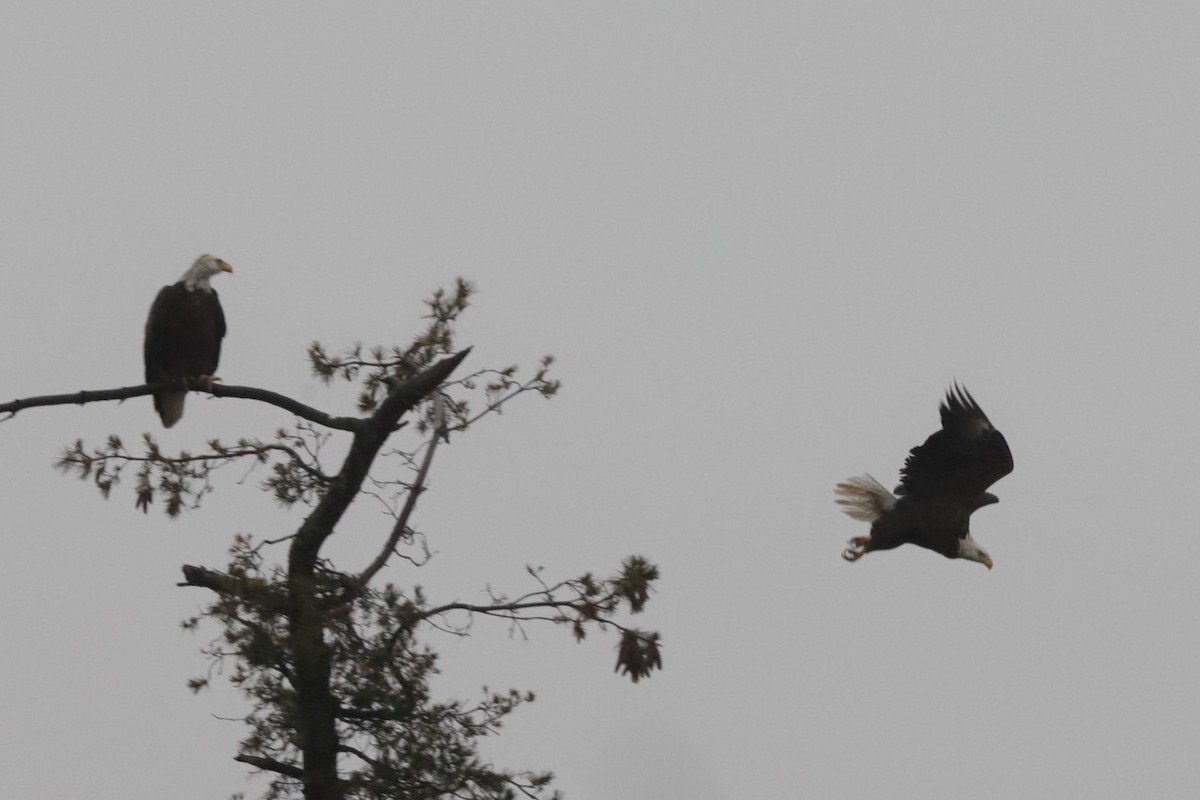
[
  {"left": 836, "top": 385, "right": 1013, "bottom": 569},
  {"left": 143, "top": 255, "right": 232, "bottom": 427}
]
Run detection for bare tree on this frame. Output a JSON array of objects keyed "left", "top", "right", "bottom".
[{"left": 15, "top": 279, "right": 661, "bottom": 800}]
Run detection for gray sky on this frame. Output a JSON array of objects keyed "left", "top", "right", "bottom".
[{"left": 3, "top": 3, "right": 1199, "bottom": 798}]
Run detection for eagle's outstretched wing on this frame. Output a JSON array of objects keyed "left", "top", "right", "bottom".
[{"left": 896, "top": 383, "right": 1013, "bottom": 510}]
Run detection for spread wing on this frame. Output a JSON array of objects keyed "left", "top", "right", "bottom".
[{"left": 896, "top": 384, "right": 1013, "bottom": 510}]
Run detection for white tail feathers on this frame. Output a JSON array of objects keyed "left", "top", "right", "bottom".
[
  {"left": 157, "top": 390, "right": 186, "bottom": 428},
  {"left": 834, "top": 474, "right": 896, "bottom": 522}
]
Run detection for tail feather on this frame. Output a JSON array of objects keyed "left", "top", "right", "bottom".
[
  {"left": 834, "top": 474, "right": 896, "bottom": 522},
  {"left": 155, "top": 390, "right": 186, "bottom": 428}
]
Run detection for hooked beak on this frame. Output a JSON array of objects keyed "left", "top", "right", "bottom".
[
  {"left": 981, "top": 555, "right": 994, "bottom": 570},
  {"left": 218, "top": 260, "right": 233, "bottom": 274}
]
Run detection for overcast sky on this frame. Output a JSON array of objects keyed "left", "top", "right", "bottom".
[{"left": 3, "top": 3, "right": 1200, "bottom": 798}]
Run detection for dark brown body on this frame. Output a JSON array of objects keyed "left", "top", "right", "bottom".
[
  {"left": 860, "top": 493, "right": 996, "bottom": 560},
  {"left": 144, "top": 282, "right": 226, "bottom": 426}
]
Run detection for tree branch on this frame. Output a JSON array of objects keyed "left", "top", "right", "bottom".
[
  {"left": 210, "top": 384, "right": 367, "bottom": 432},
  {"left": 288, "top": 349, "right": 471, "bottom": 579},
  {"left": 420, "top": 598, "right": 590, "bottom": 621},
  {"left": 66, "top": 440, "right": 328, "bottom": 481},
  {"left": 335, "top": 706, "right": 398, "bottom": 722},
  {"left": 0, "top": 382, "right": 366, "bottom": 431},
  {"left": 354, "top": 395, "right": 445, "bottom": 590},
  {"left": 338, "top": 743, "right": 387, "bottom": 771},
  {"left": 179, "top": 564, "right": 288, "bottom": 613},
  {"left": 1, "top": 384, "right": 157, "bottom": 419},
  {"left": 234, "top": 753, "right": 305, "bottom": 780}
]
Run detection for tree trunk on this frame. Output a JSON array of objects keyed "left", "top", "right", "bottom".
[
  {"left": 291, "top": 577, "right": 341, "bottom": 800},
  {"left": 283, "top": 350, "right": 471, "bottom": 799}
]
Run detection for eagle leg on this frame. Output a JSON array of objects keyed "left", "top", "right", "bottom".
[
  {"left": 190, "top": 374, "right": 222, "bottom": 392},
  {"left": 842, "top": 536, "right": 872, "bottom": 563}
]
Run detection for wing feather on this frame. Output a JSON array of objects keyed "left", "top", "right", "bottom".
[{"left": 896, "top": 384, "right": 1013, "bottom": 509}]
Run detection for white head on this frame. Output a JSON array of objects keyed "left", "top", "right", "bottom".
[
  {"left": 956, "top": 534, "right": 993, "bottom": 570},
  {"left": 181, "top": 254, "right": 233, "bottom": 291}
]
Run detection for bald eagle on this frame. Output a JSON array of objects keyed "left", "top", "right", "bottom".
[
  {"left": 143, "top": 255, "right": 232, "bottom": 427},
  {"left": 836, "top": 385, "right": 1013, "bottom": 569}
]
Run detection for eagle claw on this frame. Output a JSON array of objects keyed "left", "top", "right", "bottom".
[
  {"left": 191, "top": 374, "right": 222, "bottom": 392},
  {"left": 842, "top": 536, "right": 871, "bottom": 563}
]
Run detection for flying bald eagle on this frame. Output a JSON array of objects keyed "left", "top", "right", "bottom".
[
  {"left": 836, "top": 385, "right": 1013, "bottom": 569},
  {"left": 143, "top": 255, "right": 232, "bottom": 427}
]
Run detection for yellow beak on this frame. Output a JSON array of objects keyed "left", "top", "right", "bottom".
[{"left": 218, "top": 260, "right": 234, "bottom": 274}]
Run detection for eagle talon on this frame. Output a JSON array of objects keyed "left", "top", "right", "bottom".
[
  {"left": 842, "top": 537, "right": 870, "bottom": 562},
  {"left": 192, "top": 374, "right": 221, "bottom": 392}
]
